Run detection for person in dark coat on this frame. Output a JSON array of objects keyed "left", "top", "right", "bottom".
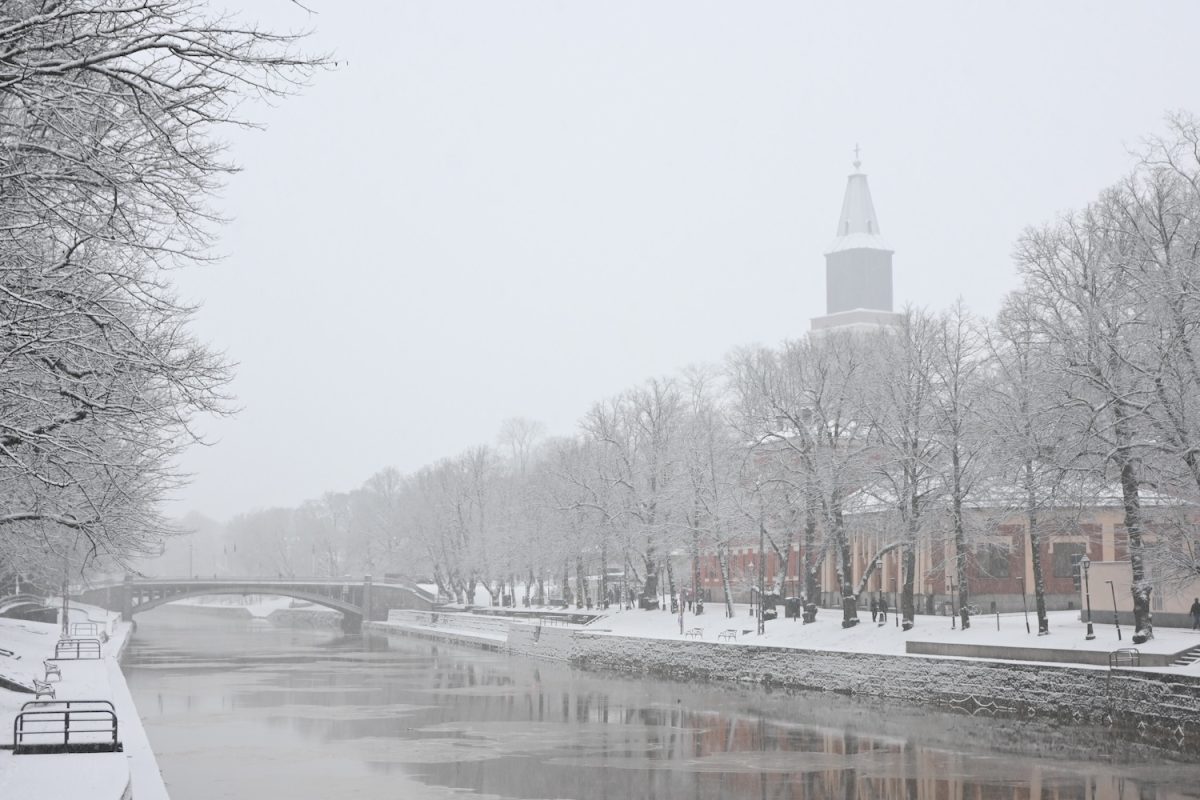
[
  {"left": 870, "top": 596, "right": 879, "bottom": 623},
  {"left": 1190, "top": 597, "right": 1200, "bottom": 630},
  {"left": 878, "top": 595, "right": 889, "bottom": 624}
]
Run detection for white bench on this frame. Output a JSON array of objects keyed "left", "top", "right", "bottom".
[
  {"left": 684, "top": 627, "right": 703, "bottom": 639},
  {"left": 718, "top": 629, "right": 738, "bottom": 641}
]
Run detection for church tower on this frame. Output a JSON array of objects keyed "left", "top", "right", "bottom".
[{"left": 810, "top": 150, "right": 903, "bottom": 332}]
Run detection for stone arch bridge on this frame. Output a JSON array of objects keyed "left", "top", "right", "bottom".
[{"left": 76, "top": 576, "right": 435, "bottom": 632}]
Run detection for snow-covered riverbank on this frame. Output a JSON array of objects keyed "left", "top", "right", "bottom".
[
  {"left": 367, "top": 604, "right": 1200, "bottom": 746},
  {"left": 0, "top": 606, "right": 169, "bottom": 799}
]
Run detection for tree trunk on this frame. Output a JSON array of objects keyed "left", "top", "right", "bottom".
[
  {"left": 1027, "top": 512, "right": 1049, "bottom": 636},
  {"left": 641, "top": 542, "right": 658, "bottom": 605},
  {"left": 599, "top": 543, "right": 608, "bottom": 608},
  {"left": 718, "top": 545, "right": 734, "bottom": 618},
  {"left": 834, "top": 510, "right": 859, "bottom": 628},
  {"left": 665, "top": 557, "right": 677, "bottom": 608},
  {"left": 803, "top": 505, "right": 820, "bottom": 606},
  {"left": 952, "top": 456, "right": 971, "bottom": 630},
  {"left": 1120, "top": 459, "right": 1154, "bottom": 642},
  {"left": 575, "top": 557, "right": 587, "bottom": 609},
  {"left": 901, "top": 543, "right": 917, "bottom": 631}
]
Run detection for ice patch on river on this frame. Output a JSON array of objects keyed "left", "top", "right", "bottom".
[{"left": 267, "top": 702, "right": 431, "bottom": 720}]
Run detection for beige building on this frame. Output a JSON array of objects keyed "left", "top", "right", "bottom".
[{"left": 1082, "top": 560, "right": 1200, "bottom": 631}]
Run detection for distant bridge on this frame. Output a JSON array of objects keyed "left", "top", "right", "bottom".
[
  {"left": 76, "top": 576, "right": 435, "bottom": 632},
  {"left": 0, "top": 593, "right": 54, "bottom": 618}
]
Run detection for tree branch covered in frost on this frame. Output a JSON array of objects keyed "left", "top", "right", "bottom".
[{"left": 0, "top": 0, "right": 325, "bottom": 583}]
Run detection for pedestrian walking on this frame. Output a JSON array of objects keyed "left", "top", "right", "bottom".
[
  {"left": 1191, "top": 597, "right": 1200, "bottom": 631},
  {"left": 878, "top": 595, "right": 889, "bottom": 625},
  {"left": 870, "top": 596, "right": 879, "bottom": 623}
]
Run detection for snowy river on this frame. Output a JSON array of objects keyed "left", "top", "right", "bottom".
[{"left": 124, "top": 608, "right": 1198, "bottom": 800}]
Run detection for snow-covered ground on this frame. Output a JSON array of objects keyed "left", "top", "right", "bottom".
[
  {"left": 0, "top": 604, "right": 169, "bottom": 800},
  {"left": 419, "top": 601, "right": 1200, "bottom": 674},
  {"left": 582, "top": 604, "right": 1200, "bottom": 671}
]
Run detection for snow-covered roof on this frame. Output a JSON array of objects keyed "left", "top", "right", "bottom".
[
  {"left": 826, "top": 171, "right": 892, "bottom": 254},
  {"left": 842, "top": 476, "right": 1191, "bottom": 516}
]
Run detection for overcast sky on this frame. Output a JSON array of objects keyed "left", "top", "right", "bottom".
[{"left": 173, "top": 2, "right": 1200, "bottom": 521}]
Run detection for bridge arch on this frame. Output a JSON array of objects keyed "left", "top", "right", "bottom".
[
  {"left": 129, "top": 587, "right": 365, "bottom": 629},
  {"left": 76, "top": 576, "right": 434, "bottom": 633}
]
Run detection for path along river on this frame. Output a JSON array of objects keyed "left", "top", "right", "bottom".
[{"left": 124, "top": 607, "right": 1199, "bottom": 800}]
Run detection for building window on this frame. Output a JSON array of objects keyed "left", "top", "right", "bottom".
[
  {"left": 1053, "top": 543, "right": 1087, "bottom": 578},
  {"left": 977, "top": 544, "right": 1010, "bottom": 578}
]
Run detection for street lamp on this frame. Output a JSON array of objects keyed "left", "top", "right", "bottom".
[
  {"left": 1106, "top": 579, "right": 1122, "bottom": 641},
  {"left": 1079, "top": 553, "right": 1095, "bottom": 641}
]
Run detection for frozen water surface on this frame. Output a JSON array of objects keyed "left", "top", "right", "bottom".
[{"left": 125, "top": 608, "right": 1198, "bottom": 800}]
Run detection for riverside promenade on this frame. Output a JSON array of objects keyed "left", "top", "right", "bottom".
[
  {"left": 367, "top": 605, "right": 1200, "bottom": 747},
  {"left": 0, "top": 607, "right": 169, "bottom": 800}
]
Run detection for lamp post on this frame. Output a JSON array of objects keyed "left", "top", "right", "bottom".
[
  {"left": 1019, "top": 576, "right": 1030, "bottom": 634},
  {"left": 1106, "top": 579, "right": 1122, "bottom": 641},
  {"left": 1080, "top": 553, "right": 1095, "bottom": 641}
]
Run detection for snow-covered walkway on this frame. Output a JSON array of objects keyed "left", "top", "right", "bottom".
[{"left": 0, "top": 606, "right": 169, "bottom": 800}]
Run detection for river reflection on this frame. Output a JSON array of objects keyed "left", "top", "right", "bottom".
[{"left": 124, "top": 608, "right": 1199, "bottom": 800}]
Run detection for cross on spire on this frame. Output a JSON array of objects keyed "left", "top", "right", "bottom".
[{"left": 853, "top": 143, "right": 862, "bottom": 171}]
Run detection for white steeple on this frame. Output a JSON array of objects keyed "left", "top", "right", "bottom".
[
  {"left": 810, "top": 147, "right": 903, "bottom": 333},
  {"left": 827, "top": 149, "right": 892, "bottom": 254}
]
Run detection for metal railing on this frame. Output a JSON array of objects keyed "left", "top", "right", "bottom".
[
  {"left": 1109, "top": 647, "right": 1140, "bottom": 668},
  {"left": 70, "top": 621, "right": 99, "bottom": 637},
  {"left": 12, "top": 700, "right": 121, "bottom": 754},
  {"left": 54, "top": 638, "right": 102, "bottom": 660}
]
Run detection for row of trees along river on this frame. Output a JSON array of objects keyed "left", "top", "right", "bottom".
[
  {"left": 4, "top": 3, "right": 1200, "bottom": 652},
  {"left": 206, "top": 115, "right": 1200, "bottom": 646}
]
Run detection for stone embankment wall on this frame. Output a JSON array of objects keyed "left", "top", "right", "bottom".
[{"left": 375, "top": 613, "right": 1200, "bottom": 745}]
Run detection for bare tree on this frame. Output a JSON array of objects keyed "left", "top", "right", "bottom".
[
  {"left": 1015, "top": 191, "right": 1158, "bottom": 642},
  {"left": 0, "top": 2, "right": 322, "bottom": 576},
  {"left": 859, "top": 309, "right": 940, "bottom": 630}
]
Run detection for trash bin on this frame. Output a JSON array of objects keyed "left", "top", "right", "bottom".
[
  {"left": 785, "top": 597, "right": 802, "bottom": 619},
  {"left": 762, "top": 593, "right": 780, "bottom": 622},
  {"left": 802, "top": 602, "right": 818, "bottom": 624}
]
